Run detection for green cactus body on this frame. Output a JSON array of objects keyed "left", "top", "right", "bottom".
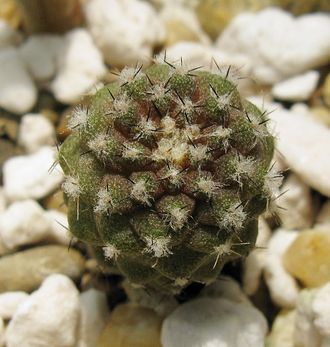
[{"left": 59, "top": 61, "right": 280, "bottom": 293}]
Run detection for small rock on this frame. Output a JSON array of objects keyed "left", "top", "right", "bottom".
[
  {"left": 269, "top": 104, "right": 330, "bottom": 197},
  {"left": 284, "top": 228, "right": 330, "bottom": 287},
  {"left": 161, "top": 297, "right": 267, "bottom": 347},
  {"left": 51, "top": 28, "right": 106, "bottom": 104},
  {"left": 0, "top": 19, "right": 20, "bottom": 48},
  {"left": 18, "top": 113, "right": 55, "bottom": 153},
  {"left": 264, "top": 229, "right": 300, "bottom": 308},
  {"left": 294, "top": 283, "right": 330, "bottom": 347},
  {"left": 277, "top": 0, "right": 330, "bottom": 15},
  {"left": 277, "top": 174, "right": 313, "bottom": 230},
  {"left": 97, "top": 303, "right": 163, "bottom": 347},
  {"left": 84, "top": 0, "right": 165, "bottom": 67},
  {"left": 19, "top": 34, "right": 63, "bottom": 82},
  {"left": 216, "top": 9, "right": 330, "bottom": 84},
  {"left": 0, "top": 187, "right": 7, "bottom": 213},
  {"left": 45, "top": 209, "right": 71, "bottom": 245},
  {"left": 200, "top": 276, "right": 251, "bottom": 304},
  {"left": 0, "top": 245, "right": 85, "bottom": 293},
  {"left": 272, "top": 70, "right": 320, "bottom": 102},
  {"left": 266, "top": 309, "right": 295, "bottom": 347},
  {"left": 0, "top": 238, "right": 9, "bottom": 257},
  {"left": 0, "top": 47, "right": 37, "bottom": 114},
  {"left": 0, "top": 317, "right": 4, "bottom": 347},
  {"left": 196, "top": 0, "right": 272, "bottom": 40},
  {"left": 0, "top": 139, "right": 21, "bottom": 180},
  {"left": 160, "top": 5, "right": 210, "bottom": 47},
  {"left": 3, "top": 146, "right": 64, "bottom": 201},
  {"left": 323, "top": 74, "right": 330, "bottom": 108},
  {"left": 310, "top": 106, "right": 330, "bottom": 128},
  {"left": 5, "top": 274, "right": 81, "bottom": 347},
  {"left": 0, "top": 199, "right": 50, "bottom": 250},
  {"left": 78, "top": 289, "right": 110, "bottom": 347},
  {"left": 0, "top": 291, "right": 29, "bottom": 320},
  {"left": 0, "top": 0, "right": 22, "bottom": 28},
  {"left": 42, "top": 189, "right": 67, "bottom": 214},
  {"left": 243, "top": 218, "right": 271, "bottom": 295}
]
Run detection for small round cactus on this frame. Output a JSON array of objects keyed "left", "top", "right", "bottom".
[{"left": 59, "top": 59, "right": 280, "bottom": 293}]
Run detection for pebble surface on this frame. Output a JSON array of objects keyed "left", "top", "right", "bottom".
[
  {"left": 0, "top": 47, "right": 37, "bottom": 114},
  {"left": 161, "top": 297, "right": 268, "bottom": 347},
  {"left": 0, "top": 245, "right": 85, "bottom": 293},
  {"left": 3, "top": 146, "right": 63, "bottom": 201},
  {"left": 284, "top": 229, "right": 330, "bottom": 287},
  {"left": 97, "top": 304, "right": 163, "bottom": 347},
  {"left": 5, "top": 274, "right": 81, "bottom": 347}
]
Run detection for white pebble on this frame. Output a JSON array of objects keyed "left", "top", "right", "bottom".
[
  {"left": 77, "top": 289, "right": 110, "bottom": 347},
  {"left": 19, "top": 34, "right": 63, "bottom": 82},
  {"left": 0, "top": 19, "right": 21, "bottom": 48},
  {"left": 161, "top": 297, "right": 267, "bottom": 347},
  {"left": 277, "top": 174, "right": 313, "bottom": 230},
  {"left": 313, "top": 284, "right": 330, "bottom": 337},
  {"left": 0, "top": 200, "right": 50, "bottom": 250},
  {"left": 0, "top": 47, "right": 37, "bottom": 114},
  {"left": 0, "top": 292, "right": 29, "bottom": 320},
  {"left": 3, "top": 146, "right": 63, "bottom": 201},
  {"left": 243, "top": 218, "right": 271, "bottom": 295},
  {"left": 269, "top": 104, "right": 330, "bottom": 197},
  {"left": 84, "top": 0, "right": 165, "bottom": 66},
  {"left": 18, "top": 113, "right": 55, "bottom": 153},
  {"left": 5, "top": 274, "right": 81, "bottom": 347},
  {"left": 45, "top": 209, "right": 71, "bottom": 246},
  {"left": 293, "top": 289, "right": 322, "bottom": 347},
  {"left": 51, "top": 28, "right": 106, "bottom": 104},
  {"left": 264, "top": 229, "right": 300, "bottom": 308},
  {"left": 272, "top": 70, "right": 320, "bottom": 101},
  {"left": 200, "top": 276, "right": 250, "bottom": 304},
  {"left": 216, "top": 9, "right": 330, "bottom": 84}
]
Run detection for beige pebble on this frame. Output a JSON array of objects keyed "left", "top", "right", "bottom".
[
  {"left": 283, "top": 229, "right": 330, "bottom": 287},
  {"left": 0, "top": 245, "right": 85, "bottom": 293},
  {"left": 97, "top": 304, "right": 162, "bottom": 347},
  {"left": 266, "top": 309, "right": 295, "bottom": 347}
]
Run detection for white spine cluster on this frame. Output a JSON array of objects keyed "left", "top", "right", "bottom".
[
  {"left": 218, "top": 203, "right": 246, "bottom": 231},
  {"left": 144, "top": 236, "right": 172, "bottom": 258},
  {"left": 62, "top": 175, "right": 81, "bottom": 199},
  {"left": 209, "top": 126, "right": 231, "bottom": 151},
  {"left": 94, "top": 187, "right": 113, "bottom": 214},
  {"left": 68, "top": 105, "right": 89, "bottom": 130},
  {"left": 213, "top": 241, "right": 233, "bottom": 268},
  {"left": 189, "top": 144, "right": 209, "bottom": 164},
  {"left": 196, "top": 175, "right": 219, "bottom": 198},
  {"left": 233, "top": 154, "right": 255, "bottom": 187},
  {"left": 131, "top": 179, "right": 152, "bottom": 206},
  {"left": 103, "top": 244, "right": 121, "bottom": 260},
  {"left": 150, "top": 83, "right": 168, "bottom": 100},
  {"left": 167, "top": 206, "right": 190, "bottom": 230},
  {"left": 122, "top": 143, "right": 144, "bottom": 160},
  {"left": 113, "top": 92, "right": 130, "bottom": 114},
  {"left": 88, "top": 133, "right": 108, "bottom": 159},
  {"left": 137, "top": 117, "right": 157, "bottom": 138},
  {"left": 118, "top": 66, "right": 143, "bottom": 86},
  {"left": 161, "top": 116, "right": 176, "bottom": 135}
]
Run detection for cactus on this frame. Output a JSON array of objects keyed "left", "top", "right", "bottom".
[{"left": 58, "top": 59, "right": 281, "bottom": 293}]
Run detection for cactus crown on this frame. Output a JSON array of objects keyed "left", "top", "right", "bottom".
[{"left": 59, "top": 58, "right": 279, "bottom": 293}]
